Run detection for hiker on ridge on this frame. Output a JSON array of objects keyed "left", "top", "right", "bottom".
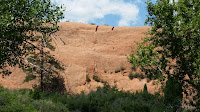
[
  {"left": 95, "top": 25, "right": 99, "bottom": 32},
  {"left": 112, "top": 26, "right": 115, "bottom": 30}
]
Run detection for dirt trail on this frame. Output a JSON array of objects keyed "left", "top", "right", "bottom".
[{"left": 0, "top": 22, "right": 159, "bottom": 94}]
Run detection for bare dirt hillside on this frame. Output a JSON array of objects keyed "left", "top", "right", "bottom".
[{"left": 0, "top": 22, "right": 159, "bottom": 94}]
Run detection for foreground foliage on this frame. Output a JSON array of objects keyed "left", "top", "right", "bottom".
[
  {"left": 0, "top": 84, "right": 189, "bottom": 112},
  {"left": 0, "top": 0, "right": 65, "bottom": 91},
  {"left": 128, "top": 0, "right": 200, "bottom": 110}
]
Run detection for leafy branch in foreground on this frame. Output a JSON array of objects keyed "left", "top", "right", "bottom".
[
  {"left": 0, "top": 0, "right": 65, "bottom": 91},
  {"left": 128, "top": 0, "right": 200, "bottom": 110}
]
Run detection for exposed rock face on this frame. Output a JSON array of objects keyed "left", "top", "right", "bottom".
[{"left": 0, "top": 22, "right": 158, "bottom": 94}]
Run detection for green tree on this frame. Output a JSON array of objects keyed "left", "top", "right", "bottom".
[
  {"left": 143, "top": 84, "right": 148, "bottom": 94},
  {"left": 128, "top": 0, "right": 200, "bottom": 110},
  {"left": 0, "top": 0, "right": 65, "bottom": 91}
]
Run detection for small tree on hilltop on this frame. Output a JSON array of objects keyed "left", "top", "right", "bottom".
[{"left": 128, "top": 0, "right": 200, "bottom": 110}]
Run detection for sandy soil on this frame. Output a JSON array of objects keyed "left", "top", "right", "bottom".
[{"left": 0, "top": 22, "right": 159, "bottom": 94}]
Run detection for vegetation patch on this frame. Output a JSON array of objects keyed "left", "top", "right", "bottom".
[
  {"left": 120, "top": 67, "right": 125, "bottom": 71},
  {"left": 152, "top": 81, "right": 156, "bottom": 85},
  {"left": 93, "top": 75, "right": 100, "bottom": 82},
  {"left": 133, "top": 73, "right": 145, "bottom": 79},
  {"left": 0, "top": 84, "right": 187, "bottom": 112},
  {"left": 86, "top": 74, "right": 91, "bottom": 82},
  {"left": 100, "top": 80, "right": 107, "bottom": 84},
  {"left": 90, "top": 23, "right": 96, "bottom": 25},
  {"left": 115, "top": 69, "right": 121, "bottom": 73},
  {"left": 115, "top": 67, "right": 126, "bottom": 73},
  {"left": 128, "top": 72, "right": 134, "bottom": 80}
]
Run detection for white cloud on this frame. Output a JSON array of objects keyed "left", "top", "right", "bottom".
[
  {"left": 170, "top": 0, "right": 179, "bottom": 3},
  {"left": 52, "top": 0, "right": 139, "bottom": 26}
]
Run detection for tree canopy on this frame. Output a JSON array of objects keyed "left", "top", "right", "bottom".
[
  {"left": 0, "top": 0, "right": 65, "bottom": 90},
  {"left": 128, "top": 0, "right": 200, "bottom": 110}
]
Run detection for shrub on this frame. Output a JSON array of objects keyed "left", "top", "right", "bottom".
[
  {"left": 128, "top": 72, "right": 134, "bottom": 80},
  {"left": 86, "top": 74, "right": 91, "bottom": 82},
  {"left": 0, "top": 84, "right": 181, "bottom": 112},
  {"left": 31, "top": 87, "right": 41, "bottom": 100},
  {"left": 115, "top": 67, "right": 125, "bottom": 73},
  {"left": 120, "top": 67, "right": 125, "bottom": 71},
  {"left": 143, "top": 84, "right": 148, "bottom": 93},
  {"left": 131, "top": 66, "right": 136, "bottom": 71},
  {"left": 65, "top": 83, "right": 172, "bottom": 112},
  {"left": 147, "top": 78, "right": 151, "bottom": 83},
  {"left": 32, "top": 99, "right": 68, "bottom": 112},
  {"left": 115, "top": 69, "right": 121, "bottom": 73},
  {"left": 93, "top": 75, "right": 100, "bottom": 82},
  {"left": 90, "top": 23, "right": 96, "bottom": 25},
  {"left": 100, "top": 80, "right": 107, "bottom": 84},
  {"left": 164, "top": 78, "right": 182, "bottom": 111},
  {"left": 0, "top": 87, "right": 36, "bottom": 112},
  {"left": 134, "top": 73, "right": 145, "bottom": 79}
]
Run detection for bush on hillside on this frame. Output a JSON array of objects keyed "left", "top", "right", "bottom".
[
  {"left": 128, "top": 72, "right": 134, "bottom": 80},
  {"left": 86, "top": 74, "right": 91, "bottom": 82},
  {"left": 90, "top": 23, "right": 96, "bottom": 25},
  {"left": 93, "top": 75, "right": 100, "bottom": 82}
]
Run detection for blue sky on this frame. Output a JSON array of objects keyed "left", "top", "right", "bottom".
[{"left": 52, "top": 0, "right": 156, "bottom": 26}]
